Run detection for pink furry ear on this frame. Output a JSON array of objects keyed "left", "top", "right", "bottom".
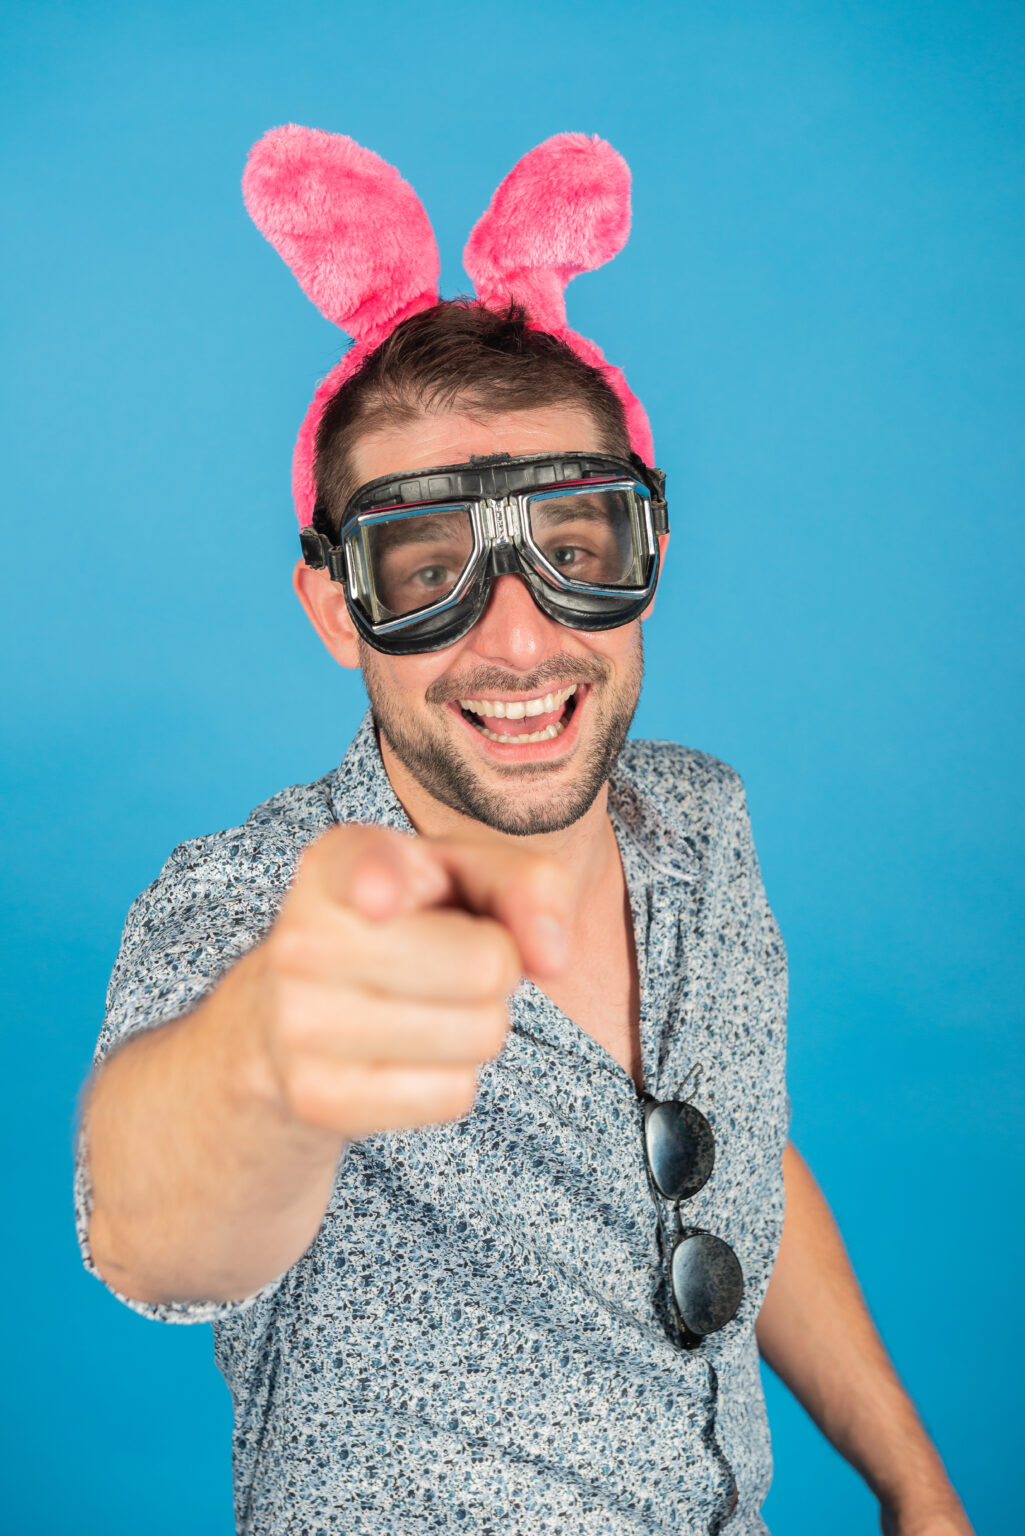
[
  {"left": 464, "top": 133, "right": 653, "bottom": 465},
  {"left": 243, "top": 124, "right": 439, "bottom": 347},
  {"left": 463, "top": 133, "right": 631, "bottom": 332},
  {"left": 243, "top": 124, "right": 442, "bottom": 524}
]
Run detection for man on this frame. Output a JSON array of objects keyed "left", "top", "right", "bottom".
[{"left": 74, "top": 130, "right": 972, "bottom": 1535}]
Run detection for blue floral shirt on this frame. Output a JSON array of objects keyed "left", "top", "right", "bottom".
[{"left": 75, "top": 712, "right": 791, "bottom": 1535}]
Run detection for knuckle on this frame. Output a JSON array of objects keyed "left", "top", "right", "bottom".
[
  {"left": 264, "top": 921, "right": 321, "bottom": 981},
  {"left": 266, "top": 978, "right": 360, "bottom": 1069},
  {"left": 271, "top": 987, "right": 320, "bottom": 1055},
  {"left": 471, "top": 1004, "right": 510, "bottom": 1061},
  {"left": 293, "top": 825, "right": 341, "bottom": 880},
  {"left": 296, "top": 822, "right": 391, "bottom": 886},
  {"left": 279, "top": 1060, "right": 333, "bottom": 1128},
  {"left": 328, "top": 821, "right": 389, "bottom": 854},
  {"left": 437, "top": 1069, "right": 480, "bottom": 1119},
  {"left": 465, "top": 929, "right": 519, "bottom": 998},
  {"left": 522, "top": 851, "right": 570, "bottom": 906}
]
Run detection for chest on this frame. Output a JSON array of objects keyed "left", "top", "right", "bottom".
[{"left": 537, "top": 869, "right": 644, "bottom": 1090}]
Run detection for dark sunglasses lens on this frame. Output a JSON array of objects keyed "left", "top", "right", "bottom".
[
  {"left": 645, "top": 1101, "right": 715, "bottom": 1201},
  {"left": 671, "top": 1232, "right": 744, "bottom": 1337}
]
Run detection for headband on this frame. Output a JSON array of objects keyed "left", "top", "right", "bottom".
[{"left": 241, "top": 126, "right": 654, "bottom": 528}]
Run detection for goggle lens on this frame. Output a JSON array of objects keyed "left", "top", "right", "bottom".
[
  {"left": 354, "top": 507, "right": 476, "bottom": 621},
  {"left": 351, "top": 484, "right": 651, "bottom": 625},
  {"left": 526, "top": 486, "right": 651, "bottom": 589}
]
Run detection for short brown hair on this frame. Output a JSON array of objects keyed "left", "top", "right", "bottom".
[{"left": 312, "top": 299, "right": 631, "bottom": 537}]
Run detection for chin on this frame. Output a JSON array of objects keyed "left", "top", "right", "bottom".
[
  {"left": 376, "top": 689, "right": 639, "bottom": 836},
  {"left": 358, "top": 625, "right": 644, "bottom": 834}
]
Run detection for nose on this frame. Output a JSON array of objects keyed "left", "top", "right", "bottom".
[{"left": 466, "top": 573, "right": 566, "bottom": 669}]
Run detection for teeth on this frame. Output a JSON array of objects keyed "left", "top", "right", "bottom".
[
  {"left": 457, "top": 684, "right": 577, "bottom": 719},
  {"left": 477, "top": 720, "right": 567, "bottom": 744}
]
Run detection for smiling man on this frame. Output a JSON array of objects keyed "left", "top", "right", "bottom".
[
  {"left": 73, "top": 132, "right": 972, "bottom": 1536},
  {"left": 307, "top": 398, "right": 650, "bottom": 842}
]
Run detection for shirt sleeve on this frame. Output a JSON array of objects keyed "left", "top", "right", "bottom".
[
  {"left": 73, "top": 829, "right": 298, "bottom": 1325},
  {"left": 726, "top": 765, "right": 792, "bottom": 1154}
]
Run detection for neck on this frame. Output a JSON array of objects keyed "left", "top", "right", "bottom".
[{"left": 378, "top": 732, "right": 620, "bottom": 905}]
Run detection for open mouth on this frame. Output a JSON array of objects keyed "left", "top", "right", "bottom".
[{"left": 454, "top": 683, "right": 582, "bottom": 745}]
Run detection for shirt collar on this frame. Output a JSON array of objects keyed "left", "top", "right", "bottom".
[
  {"left": 326, "top": 710, "right": 416, "bottom": 833},
  {"left": 324, "top": 710, "right": 697, "bottom": 1093},
  {"left": 326, "top": 709, "right": 697, "bottom": 884}
]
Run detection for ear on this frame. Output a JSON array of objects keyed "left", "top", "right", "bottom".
[
  {"left": 463, "top": 132, "right": 631, "bottom": 331},
  {"left": 243, "top": 124, "right": 440, "bottom": 348},
  {"left": 244, "top": 124, "right": 442, "bottom": 529},
  {"left": 640, "top": 532, "right": 670, "bottom": 622},
  {"left": 463, "top": 132, "right": 655, "bottom": 467},
  {"left": 292, "top": 559, "right": 361, "bottom": 669}
]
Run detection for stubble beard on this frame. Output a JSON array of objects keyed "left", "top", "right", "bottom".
[{"left": 357, "top": 629, "right": 645, "bottom": 835}]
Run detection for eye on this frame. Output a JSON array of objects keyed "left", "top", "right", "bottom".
[
  {"left": 550, "top": 545, "right": 583, "bottom": 568},
  {"left": 413, "top": 564, "right": 452, "bottom": 588}
]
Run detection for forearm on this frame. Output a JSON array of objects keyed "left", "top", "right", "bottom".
[
  {"left": 83, "top": 944, "right": 344, "bottom": 1306},
  {"left": 756, "top": 1143, "right": 967, "bottom": 1526}
]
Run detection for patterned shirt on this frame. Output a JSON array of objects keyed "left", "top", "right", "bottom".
[{"left": 74, "top": 711, "right": 791, "bottom": 1535}]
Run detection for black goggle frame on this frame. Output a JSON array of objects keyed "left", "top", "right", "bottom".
[{"left": 300, "top": 450, "right": 669, "bottom": 655}]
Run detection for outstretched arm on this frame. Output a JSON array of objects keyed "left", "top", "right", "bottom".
[{"left": 755, "top": 1142, "right": 973, "bottom": 1536}]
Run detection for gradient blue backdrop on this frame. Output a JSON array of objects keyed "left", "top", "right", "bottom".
[{"left": 2, "top": 2, "right": 1021, "bottom": 1531}]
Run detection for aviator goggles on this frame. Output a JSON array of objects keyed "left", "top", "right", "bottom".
[
  {"left": 300, "top": 451, "right": 669, "bottom": 655},
  {"left": 640, "top": 1069, "right": 744, "bottom": 1349}
]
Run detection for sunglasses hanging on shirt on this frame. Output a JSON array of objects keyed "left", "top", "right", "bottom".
[
  {"left": 300, "top": 449, "right": 669, "bottom": 655},
  {"left": 639, "top": 1064, "right": 745, "bottom": 1349}
]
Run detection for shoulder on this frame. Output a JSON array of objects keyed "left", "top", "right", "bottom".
[
  {"left": 614, "top": 738, "right": 747, "bottom": 827},
  {"left": 135, "top": 770, "right": 341, "bottom": 919},
  {"left": 610, "top": 739, "right": 750, "bottom": 879},
  {"left": 616, "top": 738, "right": 744, "bottom": 803},
  {"left": 123, "top": 711, "right": 400, "bottom": 937}
]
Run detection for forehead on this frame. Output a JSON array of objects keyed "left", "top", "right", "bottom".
[{"left": 349, "top": 403, "right": 608, "bottom": 489}]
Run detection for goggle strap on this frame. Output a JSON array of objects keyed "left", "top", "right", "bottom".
[
  {"left": 298, "top": 526, "right": 351, "bottom": 587},
  {"left": 300, "top": 527, "right": 329, "bottom": 569},
  {"left": 299, "top": 461, "right": 669, "bottom": 573},
  {"left": 632, "top": 459, "right": 669, "bottom": 534}
]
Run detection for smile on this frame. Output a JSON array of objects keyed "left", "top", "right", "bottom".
[{"left": 454, "top": 684, "right": 580, "bottom": 746}]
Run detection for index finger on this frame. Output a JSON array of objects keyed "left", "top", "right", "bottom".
[
  {"left": 295, "top": 823, "right": 452, "bottom": 920},
  {"left": 428, "top": 839, "right": 573, "bottom": 979}
]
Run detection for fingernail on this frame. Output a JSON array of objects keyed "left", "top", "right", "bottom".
[{"left": 532, "top": 914, "right": 567, "bottom": 971}]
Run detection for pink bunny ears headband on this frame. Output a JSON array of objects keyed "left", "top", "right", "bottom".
[{"left": 242, "top": 126, "right": 654, "bottom": 528}]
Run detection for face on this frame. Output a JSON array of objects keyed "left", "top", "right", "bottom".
[{"left": 295, "top": 403, "right": 663, "bottom": 837}]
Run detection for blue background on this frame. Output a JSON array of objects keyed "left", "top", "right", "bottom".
[{"left": 2, "top": 1, "right": 1021, "bottom": 1530}]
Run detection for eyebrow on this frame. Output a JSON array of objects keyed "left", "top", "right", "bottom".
[
  {"left": 531, "top": 498, "right": 615, "bottom": 524},
  {"left": 371, "top": 513, "right": 471, "bottom": 549}
]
